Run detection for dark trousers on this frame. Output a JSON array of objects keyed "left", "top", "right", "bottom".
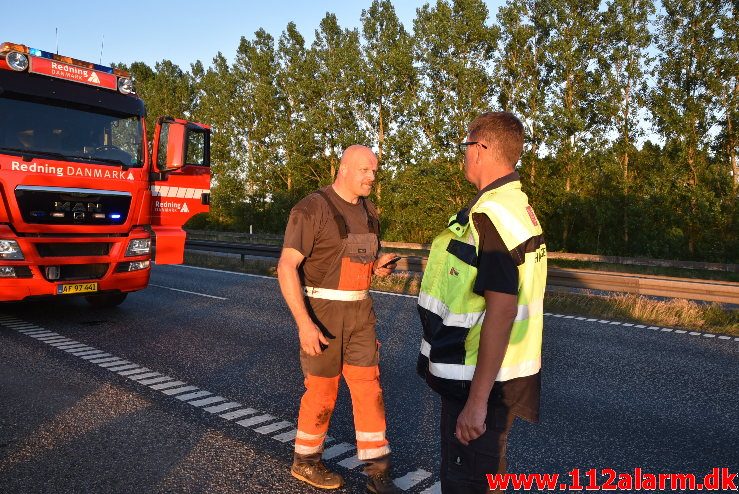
[{"left": 440, "top": 396, "right": 514, "bottom": 494}]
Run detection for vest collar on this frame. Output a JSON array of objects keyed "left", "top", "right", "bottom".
[{"left": 452, "top": 171, "right": 521, "bottom": 227}]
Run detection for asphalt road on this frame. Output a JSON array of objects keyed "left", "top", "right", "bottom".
[{"left": 1, "top": 264, "right": 737, "bottom": 493}]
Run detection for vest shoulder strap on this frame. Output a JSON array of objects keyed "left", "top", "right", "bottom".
[
  {"left": 315, "top": 189, "right": 349, "bottom": 239},
  {"left": 361, "top": 197, "right": 380, "bottom": 235}
]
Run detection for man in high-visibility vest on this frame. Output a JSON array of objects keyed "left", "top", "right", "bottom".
[
  {"left": 278, "top": 145, "right": 401, "bottom": 493},
  {"left": 417, "top": 112, "right": 547, "bottom": 493}
]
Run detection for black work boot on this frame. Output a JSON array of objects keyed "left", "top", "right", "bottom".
[
  {"left": 364, "top": 455, "right": 399, "bottom": 493},
  {"left": 291, "top": 460, "right": 344, "bottom": 490},
  {"left": 366, "top": 470, "right": 401, "bottom": 494}
]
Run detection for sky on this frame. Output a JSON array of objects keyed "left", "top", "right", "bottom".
[{"left": 4, "top": 0, "right": 505, "bottom": 71}]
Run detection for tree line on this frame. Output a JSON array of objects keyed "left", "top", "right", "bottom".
[{"left": 118, "top": 0, "right": 737, "bottom": 262}]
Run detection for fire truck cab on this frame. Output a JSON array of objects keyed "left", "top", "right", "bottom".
[{"left": 0, "top": 42, "right": 210, "bottom": 307}]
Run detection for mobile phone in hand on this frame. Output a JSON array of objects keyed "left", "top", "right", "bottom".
[{"left": 380, "top": 256, "right": 402, "bottom": 268}]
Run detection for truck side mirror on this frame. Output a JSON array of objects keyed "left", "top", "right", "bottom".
[{"left": 151, "top": 117, "right": 210, "bottom": 172}]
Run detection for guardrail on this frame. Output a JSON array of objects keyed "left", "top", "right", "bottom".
[
  {"left": 184, "top": 239, "right": 739, "bottom": 305},
  {"left": 186, "top": 230, "right": 737, "bottom": 273}
]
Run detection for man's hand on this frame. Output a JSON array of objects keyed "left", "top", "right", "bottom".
[
  {"left": 298, "top": 319, "right": 329, "bottom": 356},
  {"left": 455, "top": 398, "right": 487, "bottom": 446},
  {"left": 374, "top": 253, "right": 399, "bottom": 277}
]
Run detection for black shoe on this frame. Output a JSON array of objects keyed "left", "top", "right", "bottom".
[
  {"left": 291, "top": 461, "right": 344, "bottom": 490},
  {"left": 366, "top": 471, "right": 400, "bottom": 494}
]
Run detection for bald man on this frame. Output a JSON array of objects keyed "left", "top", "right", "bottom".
[{"left": 278, "top": 145, "right": 400, "bottom": 493}]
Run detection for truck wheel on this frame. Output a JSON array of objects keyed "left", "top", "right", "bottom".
[{"left": 85, "top": 293, "right": 128, "bottom": 308}]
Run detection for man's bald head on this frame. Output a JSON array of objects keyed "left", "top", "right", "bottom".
[
  {"left": 340, "top": 145, "right": 376, "bottom": 167},
  {"left": 333, "top": 145, "right": 378, "bottom": 203}
]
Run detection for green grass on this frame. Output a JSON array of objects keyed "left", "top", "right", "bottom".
[{"left": 183, "top": 253, "right": 738, "bottom": 337}]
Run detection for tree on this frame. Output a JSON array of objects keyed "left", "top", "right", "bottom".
[
  {"left": 309, "top": 13, "right": 367, "bottom": 182},
  {"left": 495, "top": 0, "right": 551, "bottom": 196},
  {"left": 651, "top": 0, "right": 725, "bottom": 257},
  {"left": 539, "top": 0, "right": 602, "bottom": 251},
  {"left": 190, "top": 53, "right": 243, "bottom": 229},
  {"left": 400, "top": 0, "right": 499, "bottom": 241},
  {"left": 359, "top": 0, "right": 418, "bottom": 211},
  {"left": 599, "top": 0, "right": 654, "bottom": 251}
]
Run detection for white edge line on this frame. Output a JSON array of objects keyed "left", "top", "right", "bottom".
[{"left": 149, "top": 284, "right": 227, "bottom": 300}]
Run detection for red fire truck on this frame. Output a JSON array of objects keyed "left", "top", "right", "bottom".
[{"left": 0, "top": 42, "right": 210, "bottom": 307}]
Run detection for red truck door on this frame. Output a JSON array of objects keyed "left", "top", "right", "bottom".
[{"left": 150, "top": 117, "right": 210, "bottom": 264}]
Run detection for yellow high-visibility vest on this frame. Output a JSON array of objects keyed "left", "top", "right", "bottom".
[{"left": 417, "top": 178, "right": 546, "bottom": 408}]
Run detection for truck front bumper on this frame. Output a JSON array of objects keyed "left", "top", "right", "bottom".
[{"left": 0, "top": 226, "right": 152, "bottom": 302}]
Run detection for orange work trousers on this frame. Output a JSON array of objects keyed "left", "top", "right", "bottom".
[{"left": 294, "top": 297, "right": 390, "bottom": 467}]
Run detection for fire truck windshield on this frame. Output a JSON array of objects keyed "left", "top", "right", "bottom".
[{"left": 0, "top": 95, "right": 143, "bottom": 168}]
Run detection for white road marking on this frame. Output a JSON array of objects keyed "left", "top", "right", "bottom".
[
  {"left": 253, "top": 421, "right": 293, "bottom": 435},
  {"left": 394, "top": 469, "right": 433, "bottom": 490},
  {"left": 100, "top": 360, "right": 131, "bottom": 368},
  {"left": 236, "top": 414, "right": 274, "bottom": 428},
  {"left": 338, "top": 455, "right": 365, "bottom": 469},
  {"left": 177, "top": 390, "right": 213, "bottom": 401},
  {"left": 150, "top": 380, "right": 186, "bottom": 390},
  {"left": 162, "top": 385, "right": 199, "bottom": 396},
  {"left": 149, "top": 284, "right": 227, "bottom": 300},
  {"left": 48, "top": 340, "right": 76, "bottom": 347},
  {"left": 421, "top": 481, "right": 442, "bottom": 494},
  {"left": 272, "top": 429, "right": 297, "bottom": 443},
  {"left": 545, "top": 314, "right": 738, "bottom": 343},
  {"left": 138, "top": 376, "right": 175, "bottom": 386},
  {"left": 90, "top": 356, "right": 123, "bottom": 364},
  {"left": 322, "top": 443, "right": 354, "bottom": 460},
  {"left": 74, "top": 349, "right": 103, "bottom": 356},
  {"left": 119, "top": 367, "right": 151, "bottom": 376},
  {"left": 106, "top": 363, "right": 140, "bottom": 372},
  {"left": 65, "top": 346, "right": 95, "bottom": 353},
  {"left": 189, "top": 396, "right": 227, "bottom": 407},
  {"left": 220, "top": 408, "right": 259, "bottom": 420},
  {"left": 57, "top": 343, "right": 88, "bottom": 350},
  {"left": 82, "top": 353, "right": 112, "bottom": 360},
  {"left": 129, "top": 372, "right": 162, "bottom": 381},
  {"left": 204, "top": 402, "right": 242, "bottom": 414}
]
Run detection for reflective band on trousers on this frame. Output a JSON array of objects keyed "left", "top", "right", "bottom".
[
  {"left": 295, "top": 443, "right": 324, "bottom": 455},
  {"left": 418, "top": 292, "right": 544, "bottom": 326},
  {"left": 356, "top": 430, "right": 386, "bottom": 441},
  {"left": 303, "top": 286, "right": 369, "bottom": 301},
  {"left": 420, "top": 338, "right": 541, "bottom": 382},
  {"left": 296, "top": 430, "right": 327, "bottom": 441},
  {"left": 357, "top": 445, "right": 391, "bottom": 460}
]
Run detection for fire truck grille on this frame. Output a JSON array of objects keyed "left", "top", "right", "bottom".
[
  {"left": 15, "top": 186, "right": 131, "bottom": 225},
  {"left": 35, "top": 243, "right": 112, "bottom": 258},
  {"left": 41, "top": 263, "right": 109, "bottom": 281}
]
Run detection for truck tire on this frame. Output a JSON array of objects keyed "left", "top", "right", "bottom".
[{"left": 84, "top": 292, "right": 128, "bottom": 308}]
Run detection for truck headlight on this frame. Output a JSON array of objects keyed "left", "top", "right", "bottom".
[
  {"left": 0, "top": 266, "right": 16, "bottom": 277},
  {"left": 6, "top": 51, "right": 29, "bottom": 71},
  {"left": 0, "top": 240, "right": 24, "bottom": 260},
  {"left": 125, "top": 238, "right": 151, "bottom": 256}
]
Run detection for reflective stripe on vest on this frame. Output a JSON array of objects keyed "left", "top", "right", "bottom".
[
  {"left": 418, "top": 292, "right": 544, "bottom": 326},
  {"left": 420, "top": 337, "right": 541, "bottom": 382}
]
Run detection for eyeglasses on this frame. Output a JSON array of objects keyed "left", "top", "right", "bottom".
[{"left": 457, "top": 141, "right": 488, "bottom": 154}]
